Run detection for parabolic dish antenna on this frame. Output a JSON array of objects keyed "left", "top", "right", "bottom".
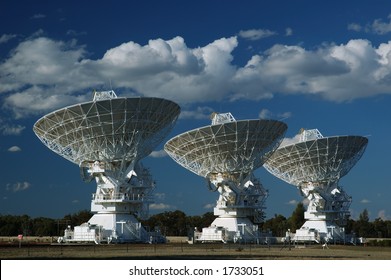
[
  {"left": 165, "top": 116, "right": 287, "bottom": 178},
  {"left": 165, "top": 112, "right": 287, "bottom": 243},
  {"left": 33, "top": 90, "right": 180, "bottom": 244},
  {"left": 34, "top": 93, "right": 180, "bottom": 165},
  {"left": 264, "top": 128, "right": 368, "bottom": 243}
]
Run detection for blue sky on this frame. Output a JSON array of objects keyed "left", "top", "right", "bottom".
[{"left": 1, "top": 0, "right": 391, "bottom": 221}]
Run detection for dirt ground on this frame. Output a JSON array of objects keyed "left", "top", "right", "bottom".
[{"left": 1, "top": 241, "right": 391, "bottom": 260}]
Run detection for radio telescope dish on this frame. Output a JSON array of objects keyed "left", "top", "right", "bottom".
[
  {"left": 165, "top": 112, "right": 287, "bottom": 243},
  {"left": 34, "top": 92, "right": 180, "bottom": 165},
  {"left": 165, "top": 118, "right": 287, "bottom": 178},
  {"left": 264, "top": 128, "right": 368, "bottom": 243},
  {"left": 34, "top": 90, "right": 180, "bottom": 243}
]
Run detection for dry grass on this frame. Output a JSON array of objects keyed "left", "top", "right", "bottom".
[{"left": 1, "top": 241, "right": 391, "bottom": 260}]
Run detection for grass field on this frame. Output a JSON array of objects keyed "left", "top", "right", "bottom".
[{"left": 2, "top": 241, "right": 391, "bottom": 260}]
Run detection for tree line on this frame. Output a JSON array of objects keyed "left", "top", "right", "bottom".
[
  {"left": 1, "top": 205, "right": 391, "bottom": 239},
  {"left": 263, "top": 205, "right": 391, "bottom": 239}
]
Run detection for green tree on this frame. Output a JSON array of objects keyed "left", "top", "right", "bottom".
[
  {"left": 353, "top": 209, "right": 375, "bottom": 237},
  {"left": 62, "top": 210, "right": 92, "bottom": 227},
  {"left": 0, "top": 215, "right": 20, "bottom": 236},
  {"left": 372, "top": 218, "right": 391, "bottom": 238},
  {"left": 19, "top": 215, "right": 32, "bottom": 235},
  {"left": 262, "top": 214, "right": 288, "bottom": 236},
  {"left": 0, "top": 215, "right": 31, "bottom": 236},
  {"left": 143, "top": 211, "right": 216, "bottom": 236},
  {"left": 288, "top": 203, "right": 305, "bottom": 232},
  {"left": 31, "top": 217, "right": 57, "bottom": 236},
  {"left": 199, "top": 212, "right": 215, "bottom": 228},
  {"left": 143, "top": 210, "right": 188, "bottom": 236},
  {"left": 359, "top": 209, "right": 370, "bottom": 223}
]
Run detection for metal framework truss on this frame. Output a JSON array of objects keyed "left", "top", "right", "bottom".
[
  {"left": 264, "top": 129, "right": 368, "bottom": 240},
  {"left": 33, "top": 91, "right": 181, "bottom": 243},
  {"left": 264, "top": 132, "right": 368, "bottom": 186},
  {"left": 164, "top": 118, "right": 287, "bottom": 178},
  {"left": 165, "top": 113, "right": 287, "bottom": 234},
  {"left": 211, "top": 112, "right": 236, "bottom": 125},
  {"left": 210, "top": 172, "right": 269, "bottom": 224},
  {"left": 34, "top": 94, "right": 181, "bottom": 167}
]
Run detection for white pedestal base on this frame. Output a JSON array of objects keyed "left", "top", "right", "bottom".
[{"left": 197, "top": 217, "right": 261, "bottom": 243}]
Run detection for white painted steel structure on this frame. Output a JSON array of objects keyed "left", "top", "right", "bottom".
[
  {"left": 264, "top": 129, "right": 368, "bottom": 243},
  {"left": 165, "top": 113, "right": 287, "bottom": 243},
  {"left": 34, "top": 90, "right": 180, "bottom": 243}
]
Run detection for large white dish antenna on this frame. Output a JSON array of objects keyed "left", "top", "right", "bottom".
[
  {"left": 264, "top": 129, "right": 368, "bottom": 243},
  {"left": 33, "top": 91, "right": 180, "bottom": 244},
  {"left": 34, "top": 96, "right": 180, "bottom": 165},
  {"left": 264, "top": 134, "right": 368, "bottom": 186},
  {"left": 165, "top": 119, "right": 287, "bottom": 178},
  {"left": 165, "top": 113, "right": 288, "bottom": 243}
]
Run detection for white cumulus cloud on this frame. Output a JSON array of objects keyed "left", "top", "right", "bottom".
[
  {"left": 238, "top": 28, "right": 277, "bottom": 41},
  {"left": 0, "top": 123, "right": 26, "bottom": 135},
  {"left": 348, "top": 14, "right": 391, "bottom": 35},
  {"left": 285, "top": 28, "right": 293, "bottom": 36},
  {"left": 287, "top": 199, "right": 299, "bottom": 205},
  {"left": 371, "top": 14, "right": 391, "bottom": 34},
  {"left": 377, "top": 210, "right": 389, "bottom": 220},
  {"left": 0, "top": 34, "right": 17, "bottom": 44},
  {"left": 31, "top": 14, "right": 46, "bottom": 19},
  {"left": 8, "top": 146, "right": 21, "bottom": 152},
  {"left": 6, "top": 181, "right": 31, "bottom": 192},
  {"left": 259, "top": 109, "right": 292, "bottom": 120},
  {"left": 347, "top": 23, "right": 362, "bottom": 32},
  {"left": 149, "top": 150, "right": 167, "bottom": 158},
  {"left": 179, "top": 106, "right": 215, "bottom": 120},
  {"left": 150, "top": 203, "right": 173, "bottom": 210},
  {"left": 203, "top": 203, "right": 215, "bottom": 209},
  {"left": 2, "top": 34, "right": 391, "bottom": 118}
]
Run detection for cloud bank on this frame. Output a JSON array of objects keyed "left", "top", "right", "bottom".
[{"left": 1, "top": 34, "right": 391, "bottom": 118}]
